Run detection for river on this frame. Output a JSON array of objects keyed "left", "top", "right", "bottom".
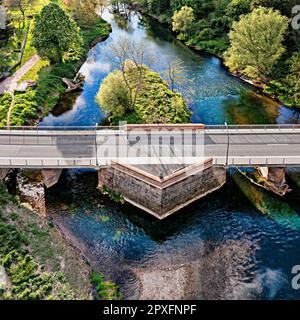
[{"left": 40, "top": 9, "right": 300, "bottom": 299}]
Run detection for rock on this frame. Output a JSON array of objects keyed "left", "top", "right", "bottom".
[
  {"left": 16, "top": 170, "right": 46, "bottom": 216},
  {"left": 0, "top": 168, "right": 9, "bottom": 181},
  {"left": 257, "top": 167, "right": 289, "bottom": 196},
  {"left": 41, "top": 169, "right": 62, "bottom": 188}
]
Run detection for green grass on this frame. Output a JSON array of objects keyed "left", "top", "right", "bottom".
[
  {"left": 19, "top": 59, "right": 50, "bottom": 82},
  {"left": 1, "top": 0, "right": 50, "bottom": 72},
  {"left": 1, "top": 14, "right": 111, "bottom": 127},
  {"left": 0, "top": 93, "right": 12, "bottom": 126},
  {"left": 0, "top": 183, "right": 92, "bottom": 299}
]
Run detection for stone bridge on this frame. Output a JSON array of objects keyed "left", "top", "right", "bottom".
[{"left": 1, "top": 124, "right": 300, "bottom": 219}]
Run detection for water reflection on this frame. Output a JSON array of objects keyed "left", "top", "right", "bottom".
[{"left": 39, "top": 9, "right": 300, "bottom": 127}]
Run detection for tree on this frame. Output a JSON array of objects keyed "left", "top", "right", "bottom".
[
  {"left": 109, "top": 36, "right": 154, "bottom": 110},
  {"left": 225, "top": 0, "right": 251, "bottom": 24},
  {"left": 96, "top": 62, "right": 191, "bottom": 124},
  {"left": 224, "top": 7, "right": 289, "bottom": 82},
  {"left": 172, "top": 6, "right": 195, "bottom": 40},
  {"left": 285, "top": 53, "right": 300, "bottom": 107},
  {"left": 32, "top": 3, "right": 83, "bottom": 63},
  {"left": 251, "top": 0, "right": 298, "bottom": 17},
  {"left": 133, "top": 67, "right": 191, "bottom": 124},
  {"left": 96, "top": 70, "right": 130, "bottom": 118},
  {"left": 4, "top": 0, "right": 35, "bottom": 28},
  {"left": 63, "top": 0, "right": 100, "bottom": 28},
  {"left": 162, "top": 58, "right": 195, "bottom": 102}
]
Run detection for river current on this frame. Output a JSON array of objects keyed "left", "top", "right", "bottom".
[{"left": 40, "top": 9, "right": 300, "bottom": 299}]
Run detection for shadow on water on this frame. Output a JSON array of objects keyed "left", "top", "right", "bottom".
[
  {"left": 231, "top": 169, "right": 300, "bottom": 231},
  {"left": 38, "top": 8, "right": 300, "bottom": 299},
  {"left": 50, "top": 91, "right": 82, "bottom": 117},
  {"left": 45, "top": 169, "right": 300, "bottom": 299}
]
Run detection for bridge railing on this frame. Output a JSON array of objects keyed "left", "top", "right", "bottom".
[
  {"left": 205, "top": 124, "right": 300, "bottom": 131},
  {"left": 1, "top": 156, "right": 300, "bottom": 168},
  {"left": 214, "top": 156, "right": 300, "bottom": 167}
]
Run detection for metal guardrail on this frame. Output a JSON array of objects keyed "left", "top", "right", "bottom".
[
  {"left": 213, "top": 156, "right": 300, "bottom": 167},
  {"left": 205, "top": 124, "right": 300, "bottom": 130},
  {"left": 1, "top": 156, "right": 300, "bottom": 168}
]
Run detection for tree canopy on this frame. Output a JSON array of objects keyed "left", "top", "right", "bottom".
[
  {"left": 172, "top": 6, "right": 195, "bottom": 40},
  {"left": 224, "top": 7, "right": 289, "bottom": 82},
  {"left": 32, "top": 3, "right": 83, "bottom": 63},
  {"left": 96, "top": 70, "right": 130, "bottom": 118},
  {"left": 96, "top": 61, "right": 191, "bottom": 124}
]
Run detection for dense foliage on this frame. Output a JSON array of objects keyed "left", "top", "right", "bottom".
[
  {"left": 32, "top": 3, "right": 83, "bottom": 63},
  {"left": 0, "top": 183, "right": 88, "bottom": 299},
  {"left": 172, "top": 5, "right": 195, "bottom": 40},
  {"left": 0, "top": 94, "right": 12, "bottom": 126},
  {"left": 0, "top": 1, "right": 111, "bottom": 126},
  {"left": 97, "top": 61, "right": 191, "bottom": 124},
  {"left": 91, "top": 271, "right": 122, "bottom": 300},
  {"left": 97, "top": 70, "right": 130, "bottom": 117},
  {"left": 224, "top": 7, "right": 289, "bottom": 82},
  {"left": 128, "top": 0, "right": 300, "bottom": 107}
]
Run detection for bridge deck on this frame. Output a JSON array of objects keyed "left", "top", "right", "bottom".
[{"left": 0, "top": 125, "right": 300, "bottom": 168}]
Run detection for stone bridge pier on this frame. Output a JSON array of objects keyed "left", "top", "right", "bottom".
[
  {"left": 0, "top": 169, "right": 10, "bottom": 181},
  {"left": 98, "top": 159, "right": 227, "bottom": 219},
  {"left": 0, "top": 168, "right": 62, "bottom": 216},
  {"left": 258, "top": 167, "right": 289, "bottom": 195}
]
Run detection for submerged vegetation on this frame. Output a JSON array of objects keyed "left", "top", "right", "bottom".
[
  {"left": 100, "top": 185, "right": 125, "bottom": 204},
  {"left": 91, "top": 271, "right": 122, "bottom": 300},
  {"left": 232, "top": 171, "right": 300, "bottom": 231}
]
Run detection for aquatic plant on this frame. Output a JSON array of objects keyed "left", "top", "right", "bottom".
[
  {"left": 100, "top": 185, "right": 125, "bottom": 204},
  {"left": 90, "top": 271, "right": 121, "bottom": 300}
]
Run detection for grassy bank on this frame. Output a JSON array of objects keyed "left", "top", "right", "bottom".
[
  {"left": 0, "top": 7, "right": 111, "bottom": 126},
  {"left": 0, "top": 0, "right": 50, "bottom": 74},
  {"left": 0, "top": 181, "right": 122, "bottom": 300},
  {"left": 0, "top": 183, "right": 92, "bottom": 299}
]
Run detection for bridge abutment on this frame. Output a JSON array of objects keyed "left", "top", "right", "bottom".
[
  {"left": 258, "top": 167, "right": 289, "bottom": 196},
  {"left": 15, "top": 169, "right": 63, "bottom": 216},
  {"left": 98, "top": 160, "right": 226, "bottom": 219},
  {"left": 0, "top": 169, "right": 10, "bottom": 181}
]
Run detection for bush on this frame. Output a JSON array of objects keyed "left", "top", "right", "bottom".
[{"left": 0, "top": 93, "right": 12, "bottom": 126}]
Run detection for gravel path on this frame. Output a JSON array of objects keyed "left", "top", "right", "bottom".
[{"left": 0, "top": 54, "right": 40, "bottom": 94}]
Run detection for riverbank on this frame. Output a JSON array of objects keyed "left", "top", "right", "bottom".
[
  {"left": 0, "top": 17, "right": 112, "bottom": 127},
  {"left": 135, "top": 5, "right": 290, "bottom": 109},
  {"left": 0, "top": 182, "right": 92, "bottom": 299}
]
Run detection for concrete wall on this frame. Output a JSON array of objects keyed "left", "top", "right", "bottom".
[{"left": 99, "top": 163, "right": 226, "bottom": 219}]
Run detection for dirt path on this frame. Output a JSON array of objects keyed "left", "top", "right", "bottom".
[
  {"left": 0, "top": 54, "right": 40, "bottom": 94},
  {"left": 0, "top": 54, "right": 40, "bottom": 127}
]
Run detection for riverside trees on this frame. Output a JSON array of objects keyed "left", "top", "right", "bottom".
[
  {"left": 96, "top": 61, "right": 191, "bottom": 124},
  {"left": 130, "top": 0, "right": 299, "bottom": 108},
  {"left": 97, "top": 37, "right": 191, "bottom": 124},
  {"left": 224, "top": 7, "right": 289, "bottom": 82},
  {"left": 32, "top": 3, "right": 83, "bottom": 63}
]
